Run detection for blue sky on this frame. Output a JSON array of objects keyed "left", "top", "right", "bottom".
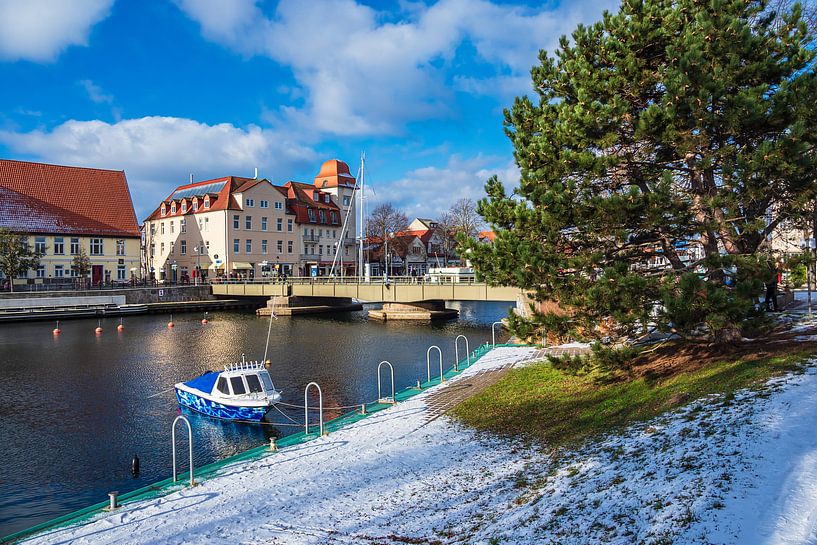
[{"left": 0, "top": 0, "right": 617, "bottom": 221}]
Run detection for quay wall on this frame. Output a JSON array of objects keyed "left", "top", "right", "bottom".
[{"left": 0, "top": 286, "right": 215, "bottom": 305}]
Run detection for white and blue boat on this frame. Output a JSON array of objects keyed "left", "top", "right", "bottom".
[{"left": 175, "top": 356, "right": 282, "bottom": 422}]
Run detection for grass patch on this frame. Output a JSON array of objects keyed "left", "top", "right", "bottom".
[{"left": 452, "top": 349, "right": 815, "bottom": 447}]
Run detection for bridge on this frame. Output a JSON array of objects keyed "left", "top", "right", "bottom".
[{"left": 211, "top": 278, "right": 524, "bottom": 320}]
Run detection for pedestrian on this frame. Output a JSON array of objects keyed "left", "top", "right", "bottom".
[{"left": 764, "top": 260, "right": 780, "bottom": 312}]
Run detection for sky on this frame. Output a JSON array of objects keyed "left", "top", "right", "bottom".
[{"left": 0, "top": 0, "right": 618, "bottom": 222}]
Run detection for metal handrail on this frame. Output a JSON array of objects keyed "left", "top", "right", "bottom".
[
  {"left": 377, "top": 360, "right": 396, "bottom": 404},
  {"left": 426, "top": 345, "right": 444, "bottom": 384},
  {"left": 304, "top": 382, "right": 324, "bottom": 436},
  {"left": 171, "top": 415, "right": 195, "bottom": 486},
  {"left": 454, "top": 335, "right": 470, "bottom": 372},
  {"left": 492, "top": 321, "right": 503, "bottom": 347}
]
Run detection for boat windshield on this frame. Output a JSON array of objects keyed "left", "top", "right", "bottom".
[
  {"left": 230, "top": 376, "right": 246, "bottom": 395},
  {"left": 259, "top": 372, "right": 274, "bottom": 392},
  {"left": 246, "top": 374, "right": 263, "bottom": 393}
]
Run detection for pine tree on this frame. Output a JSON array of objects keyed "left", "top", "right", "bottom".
[{"left": 466, "top": 0, "right": 817, "bottom": 343}]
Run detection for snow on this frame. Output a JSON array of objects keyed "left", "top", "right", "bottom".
[{"left": 21, "top": 347, "right": 817, "bottom": 545}]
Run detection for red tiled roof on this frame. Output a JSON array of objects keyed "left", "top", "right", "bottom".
[
  {"left": 0, "top": 159, "right": 140, "bottom": 237},
  {"left": 313, "top": 159, "right": 356, "bottom": 189},
  {"left": 145, "top": 176, "right": 263, "bottom": 221},
  {"left": 478, "top": 230, "right": 496, "bottom": 242},
  {"left": 283, "top": 181, "right": 341, "bottom": 226}
]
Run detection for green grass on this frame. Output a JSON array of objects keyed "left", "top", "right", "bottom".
[{"left": 452, "top": 350, "right": 816, "bottom": 447}]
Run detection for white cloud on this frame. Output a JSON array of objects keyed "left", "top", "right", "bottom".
[
  {"left": 0, "top": 0, "right": 114, "bottom": 62},
  {"left": 0, "top": 116, "right": 318, "bottom": 219},
  {"left": 374, "top": 155, "right": 520, "bottom": 218},
  {"left": 78, "top": 79, "right": 113, "bottom": 104},
  {"left": 177, "top": 0, "right": 617, "bottom": 136}
]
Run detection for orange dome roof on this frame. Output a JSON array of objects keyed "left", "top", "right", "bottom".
[{"left": 314, "top": 159, "right": 356, "bottom": 188}]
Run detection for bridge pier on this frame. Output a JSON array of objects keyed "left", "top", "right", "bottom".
[
  {"left": 367, "top": 301, "right": 458, "bottom": 321},
  {"left": 257, "top": 296, "right": 362, "bottom": 316}
]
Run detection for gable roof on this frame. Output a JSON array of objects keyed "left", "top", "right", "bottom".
[
  {"left": 145, "top": 176, "right": 266, "bottom": 221},
  {"left": 0, "top": 159, "right": 140, "bottom": 237}
]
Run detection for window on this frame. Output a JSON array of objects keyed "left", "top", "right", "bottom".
[
  {"left": 246, "top": 239, "right": 252, "bottom": 253},
  {"left": 117, "top": 265, "right": 126, "bottom": 280},
  {"left": 319, "top": 245, "right": 323, "bottom": 255},
  {"left": 276, "top": 218, "right": 282, "bottom": 231},
  {"left": 319, "top": 210, "right": 326, "bottom": 223},
  {"left": 233, "top": 215, "right": 240, "bottom": 229},
  {"left": 245, "top": 216, "right": 252, "bottom": 230},
  {"left": 181, "top": 266, "right": 188, "bottom": 278},
  {"left": 150, "top": 244, "right": 155, "bottom": 257},
  {"left": 233, "top": 239, "right": 239, "bottom": 253},
  {"left": 181, "top": 219, "right": 186, "bottom": 233},
  {"left": 260, "top": 200, "right": 269, "bottom": 208},
  {"left": 307, "top": 208, "right": 316, "bottom": 222},
  {"left": 161, "top": 242, "right": 165, "bottom": 254},
  {"left": 34, "top": 236, "right": 46, "bottom": 254},
  {"left": 180, "top": 240, "right": 187, "bottom": 255},
  {"left": 261, "top": 240, "right": 268, "bottom": 254},
  {"left": 260, "top": 373, "right": 274, "bottom": 391},
  {"left": 90, "top": 238, "right": 103, "bottom": 255},
  {"left": 171, "top": 201, "right": 177, "bottom": 214},
  {"left": 55, "top": 265, "right": 64, "bottom": 278},
  {"left": 192, "top": 199, "right": 198, "bottom": 212},
  {"left": 277, "top": 240, "right": 283, "bottom": 253},
  {"left": 161, "top": 222, "right": 165, "bottom": 235},
  {"left": 246, "top": 198, "right": 254, "bottom": 207},
  {"left": 150, "top": 224, "right": 156, "bottom": 236},
  {"left": 313, "top": 191, "right": 319, "bottom": 201},
  {"left": 203, "top": 195, "right": 210, "bottom": 209},
  {"left": 343, "top": 195, "right": 351, "bottom": 206},
  {"left": 217, "top": 377, "right": 229, "bottom": 395},
  {"left": 54, "top": 237, "right": 64, "bottom": 255},
  {"left": 203, "top": 217, "right": 209, "bottom": 231},
  {"left": 116, "top": 239, "right": 126, "bottom": 256},
  {"left": 160, "top": 203, "right": 166, "bottom": 216},
  {"left": 230, "top": 376, "right": 246, "bottom": 395},
  {"left": 287, "top": 219, "right": 293, "bottom": 232},
  {"left": 170, "top": 221, "right": 175, "bottom": 234},
  {"left": 205, "top": 240, "right": 210, "bottom": 250},
  {"left": 36, "top": 265, "right": 45, "bottom": 278},
  {"left": 274, "top": 201, "right": 282, "bottom": 210},
  {"left": 324, "top": 195, "right": 330, "bottom": 204},
  {"left": 181, "top": 200, "right": 187, "bottom": 213},
  {"left": 287, "top": 240, "right": 293, "bottom": 253},
  {"left": 330, "top": 211, "right": 338, "bottom": 224},
  {"left": 261, "top": 217, "right": 268, "bottom": 231},
  {"left": 246, "top": 374, "right": 263, "bottom": 393},
  {"left": 170, "top": 241, "right": 175, "bottom": 254}
]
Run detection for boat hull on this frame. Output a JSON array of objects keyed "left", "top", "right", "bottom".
[{"left": 175, "top": 388, "right": 269, "bottom": 422}]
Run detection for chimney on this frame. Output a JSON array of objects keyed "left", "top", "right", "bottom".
[
  {"left": 189, "top": 173, "right": 193, "bottom": 183},
  {"left": 254, "top": 167, "right": 258, "bottom": 179}
]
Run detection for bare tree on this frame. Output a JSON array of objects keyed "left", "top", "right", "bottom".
[
  {"left": 447, "top": 198, "right": 483, "bottom": 239},
  {"left": 434, "top": 210, "right": 458, "bottom": 264},
  {"left": 366, "top": 203, "right": 409, "bottom": 239},
  {"left": 764, "top": 0, "right": 817, "bottom": 33}
]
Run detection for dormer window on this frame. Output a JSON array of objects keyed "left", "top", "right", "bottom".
[
  {"left": 192, "top": 197, "right": 198, "bottom": 211},
  {"left": 319, "top": 210, "right": 326, "bottom": 223},
  {"left": 171, "top": 201, "right": 177, "bottom": 214},
  {"left": 181, "top": 200, "right": 187, "bottom": 213},
  {"left": 161, "top": 203, "right": 167, "bottom": 216},
  {"left": 330, "top": 211, "right": 338, "bottom": 224},
  {"left": 204, "top": 195, "right": 210, "bottom": 209},
  {"left": 324, "top": 195, "right": 330, "bottom": 204},
  {"left": 307, "top": 208, "right": 316, "bottom": 222},
  {"left": 313, "top": 191, "right": 319, "bottom": 201}
]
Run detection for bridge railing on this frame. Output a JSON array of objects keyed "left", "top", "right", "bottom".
[{"left": 212, "top": 276, "right": 483, "bottom": 286}]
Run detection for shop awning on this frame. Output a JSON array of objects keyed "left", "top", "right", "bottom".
[
  {"left": 232, "top": 262, "right": 253, "bottom": 270},
  {"left": 208, "top": 262, "right": 225, "bottom": 270}
]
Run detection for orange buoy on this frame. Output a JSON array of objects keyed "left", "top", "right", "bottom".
[
  {"left": 201, "top": 318, "right": 208, "bottom": 324},
  {"left": 95, "top": 326, "right": 103, "bottom": 334},
  {"left": 53, "top": 321, "right": 61, "bottom": 335},
  {"left": 167, "top": 314, "right": 174, "bottom": 328},
  {"left": 117, "top": 324, "right": 125, "bottom": 331}
]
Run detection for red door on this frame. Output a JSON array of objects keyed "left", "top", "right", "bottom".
[{"left": 92, "top": 265, "right": 103, "bottom": 286}]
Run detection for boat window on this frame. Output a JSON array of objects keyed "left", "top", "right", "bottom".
[
  {"left": 230, "top": 376, "right": 246, "bottom": 395},
  {"left": 217, "top": 377, "right": 229, "bottom": 395},
  {"left": 260, "top": 372, "right": 274, "bottom": 391},
  {"left": 246, "top": 374, "right": 263, "bottom": 393}
]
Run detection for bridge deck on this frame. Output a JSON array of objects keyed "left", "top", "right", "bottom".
[{"left": 211, "top": 280, "right": 520, "bottom": 303}]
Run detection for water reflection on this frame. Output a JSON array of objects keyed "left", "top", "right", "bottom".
[{"left": 0, "top": 301, "right": 512, "bottom": 536}]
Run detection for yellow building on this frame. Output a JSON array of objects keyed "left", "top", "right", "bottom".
[{"left": 0, "top": 159, "right": 141, "bottom": 287}]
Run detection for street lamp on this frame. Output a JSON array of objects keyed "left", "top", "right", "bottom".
[
  {"left": 193, "top": 246, "right": 200, "bottom": 286},
  {"left": 801, "top": 237, "right": 815, "bottom": 319}
]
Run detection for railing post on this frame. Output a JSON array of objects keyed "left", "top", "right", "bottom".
[
  {"left": 172, "top": 415, "right": 195, "bottom": 486},
  {"left": 491, "top": 321, "right": 503, "bottom": 347},
  {"left": 304, "top": 382, "right": 324, "bottom": 436},
  {"left": 377, "top": 360, "right": 396, "bottom": 404},
  {"left": 454, "top": 335, "right": 470, "bottom": 371},
  {"left": 426, "top": 345, "right": 444, "bottom": 384}
]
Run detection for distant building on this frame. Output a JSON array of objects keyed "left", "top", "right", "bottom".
[
  {"left": 0, "top": 159, "right": 141, "bottom": 287},
  {"left": 142, "top": 159, "right": 358, "bottom": 281}
]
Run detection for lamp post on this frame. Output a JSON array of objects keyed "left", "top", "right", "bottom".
[
  {"left": 801, "top": 238, "right": 815, "bottom": 319},
  {"left": 193, "top": 246, "right": 200, "bottom": 286}
]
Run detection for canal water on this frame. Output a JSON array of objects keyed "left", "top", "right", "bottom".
[{"left": 0, "top": 301, "right": 512, "bottom": 537}]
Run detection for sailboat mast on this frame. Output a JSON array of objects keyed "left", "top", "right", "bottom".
[{"left": 358, "top": 153, "right": 365, "bottom": 278}]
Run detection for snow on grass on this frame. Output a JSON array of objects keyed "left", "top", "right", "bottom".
[{"left": 20, "top": 348, "right": 817, "bottom": 545}]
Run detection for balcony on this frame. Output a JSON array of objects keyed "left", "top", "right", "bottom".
[{"left": 303, "top": 233, "right": 321, "bottom": 242}]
